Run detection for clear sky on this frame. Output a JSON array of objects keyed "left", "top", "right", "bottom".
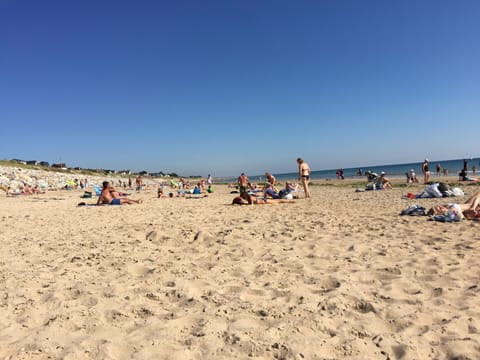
[{"left": 1, "top": 0, "right": 479, "bottom": 176}]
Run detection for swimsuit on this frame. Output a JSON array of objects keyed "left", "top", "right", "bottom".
[
  {"left": 254, "top": 197, "right": 267, "bottom": 204},
  {"left": 301, "top": 175, "right": 310, "bottom": 181},
  {"left": 110, "top": 198, "right": 121, "bottom": 205}
]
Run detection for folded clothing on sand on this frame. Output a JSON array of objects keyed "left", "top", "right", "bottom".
[{"left": 400, "top": 205, "right": 426, "bottom": 216}]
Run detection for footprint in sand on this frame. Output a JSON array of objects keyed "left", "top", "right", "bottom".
[{"left": 126, "top": 264, "right": 155, "bottom": 277}]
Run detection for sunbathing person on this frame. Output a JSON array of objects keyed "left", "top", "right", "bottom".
[
  {"left": 109, "top": 185, "right": 129, "bottom": 198},
  {"left": 97, "top": 181, "right": 142, "bottom": 205},
  {"left": 428, "top": 189, "right": 480, "bottom": 218},
  {"left": 232, "top": 192, "right": 294, "bottom": 205}
]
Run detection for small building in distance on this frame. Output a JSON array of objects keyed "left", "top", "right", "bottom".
[{"left": 52, "top": 163, "right": 67, "bottom": 169}]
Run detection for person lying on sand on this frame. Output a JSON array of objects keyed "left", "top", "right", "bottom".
[
  {"left": 97, "top": 181, "right": 142, "bottom": 205},
  {"left": 428, "top": 189, "right": 480, "bottom": 219},
  {"left": 109, "top": 185, "right": 129, "bottom": 198},
  {"left": 232, "top": 192, "right": 295, "bottom": 205}
]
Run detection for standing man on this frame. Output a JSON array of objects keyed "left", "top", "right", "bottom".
[
  {"left": 297, "top": 157, "right": 311, "bottom": 198},
  {"left": 237, "top": 173, "right": 250, "bottom": 195},
  {"left": 422, "top": 158, "right": 430, "bottom": 184}
]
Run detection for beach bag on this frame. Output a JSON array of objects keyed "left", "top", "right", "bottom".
[
  {"left": 278, "top": 189, "right": 289, "bottom": 198},
  {"left": 81, "top": 191, "right": 92, "bottom": 198}
]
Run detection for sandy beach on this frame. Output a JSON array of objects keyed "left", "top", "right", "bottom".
[{"left": 1, "top": 179, "right": 480, "bottom": 359}]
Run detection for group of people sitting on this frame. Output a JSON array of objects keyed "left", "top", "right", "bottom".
[
  {"left": 232, "top": 172, "right": 299, "bottom": 205},
  {"left": 158, "top": 181, "right": 212, "bottom": 198},
  {"left": 2, "top": 183, "right": 44, "bottom": 196}
]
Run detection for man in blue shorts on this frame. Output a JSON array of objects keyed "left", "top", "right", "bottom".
[{"left": 97, "top": 181, "right": 142, "bottom": 205}]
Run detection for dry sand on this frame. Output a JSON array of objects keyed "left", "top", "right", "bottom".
[{"left": 1, "top": 181, "right": 479, "bottom": 359}]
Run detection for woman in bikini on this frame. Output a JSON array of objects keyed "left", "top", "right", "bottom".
[{"left": 297, "top": 157, "right": 311, "bottom": 198}]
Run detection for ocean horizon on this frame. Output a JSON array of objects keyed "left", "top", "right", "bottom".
[{"left": 219, "top": 157, "right": 480, "bottom": 183}]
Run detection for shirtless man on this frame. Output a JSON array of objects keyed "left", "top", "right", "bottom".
[
  {"left": 297, "top": 158, "right": 311, "bottom": 198},
  {"left": 264, "top": 172, "right": 278, "bottom": 192},
  {"left": 97, "top": 181, "right": 142, "bottom": 205},
  {"left": 237, "top": 173, "right": 250, "bottom": 194}
]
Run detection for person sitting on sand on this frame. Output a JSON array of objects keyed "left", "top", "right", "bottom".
[
  {"left": 192, "top": 183, "right": 202, "bottom": 194},
  {"left": 285, "top": 181, "right": 300, "bottom": 192},
  {"left": 264, "top": 172, "right": 278, "bottom": 192},
  {"left": 97, "top": 181, "right": 142, "bottom": 205},
  {"left": 459, "top": 169, "right": 477, "bottom": 182},
  {"left": 157, "top": 187, "right": 168, "bottom": 198},
  {"left": 406, "top": 169, "right": 418, "bottom": 183},
  {"left": 232, "top": 192, "right": 295, "bottom": 205},
  {"left": 263, "top": 183, "right": 280, "bottom": 199},
  {"left": 376, "top": 172, "right": 393, "bottom": 190}
]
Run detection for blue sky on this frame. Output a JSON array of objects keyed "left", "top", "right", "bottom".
[{"left": 1, "top": 0, "right": 479, "bottom": 176}]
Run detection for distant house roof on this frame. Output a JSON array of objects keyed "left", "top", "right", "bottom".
[{"left": 52, "top": 163, "right": 67, "bottom": 168}]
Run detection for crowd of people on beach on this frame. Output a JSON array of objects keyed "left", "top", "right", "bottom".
[
  {"left": 231, "top": 158, "right": 311, "bottom": 205},
  {"left": 3, "top": 156, "right": 480, "bottom": 221}
]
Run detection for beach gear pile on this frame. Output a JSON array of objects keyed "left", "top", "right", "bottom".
[
  {"left": 400, "top": 203, "right": 464, "bottom": 222},
  {"left": 406, "top": 182, "right": 464, "bottom": 199}
]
